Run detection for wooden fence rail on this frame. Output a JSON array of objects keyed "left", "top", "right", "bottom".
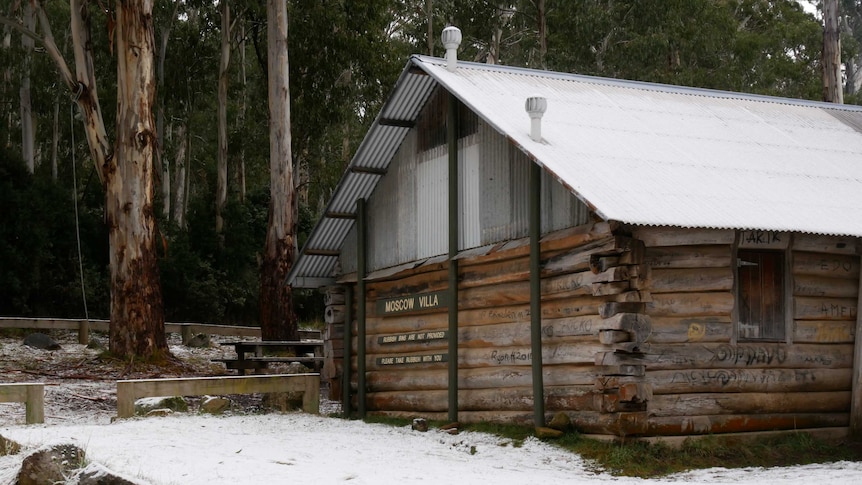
[
  {"left": 115, "top": 374, "right": 320, "bottom": 418},
  {"left": 0, "top": 317, "right": 262, "bottom": 344},
  {"left": 0, "top": 383, "right": 44, "bottom": 424}
]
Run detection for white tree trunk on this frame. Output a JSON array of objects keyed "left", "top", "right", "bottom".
[
  {"left": 156, "top": 1, "right": 178, "bottom": 219},
  {"left": 216, "top": 0, "right": 231, "bottom": 237},
  {"left": 260, "top": 0, "right": 297, "bottom": 341},
  {"left": 172, "top": 122, "right": 188, "bottom": 228},
  {"left": 237, "top": 18, "right": 247, "bottom": 203},
  {"left": 20, "top": 2, "right": 35, "bottom": 173},
  {"left": 823, "top": 0, "right": 844, "bottom": 103},
  {"left": 51, "top": 97, "right": 59, "bottom": 181}
]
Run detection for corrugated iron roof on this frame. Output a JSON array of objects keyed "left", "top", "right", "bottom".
[{"left": 288, "top": 55, "right": 862, "bottom": 287}]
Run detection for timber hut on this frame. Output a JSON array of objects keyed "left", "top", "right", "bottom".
[{"left": 289, "top": 27, "right": 862, "bottom": 439}]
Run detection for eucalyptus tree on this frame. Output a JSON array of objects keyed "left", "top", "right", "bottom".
[
  {"left": 19, "top": 1, "right": 35, "bottom": 173},
  {"left": 7, "top": 0, "right": 168, "bottom": 360},
  {"left": 260, "top": 0, "right": 296, "bottom": 340}
]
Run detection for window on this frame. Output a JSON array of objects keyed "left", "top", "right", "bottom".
[{"left": 737, "top": 250, "right": 785, "bottom": 340}]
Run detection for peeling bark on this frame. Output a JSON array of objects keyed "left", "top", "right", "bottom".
[{"left": 109, "top": 0, "right": 167, "bottom": 359}]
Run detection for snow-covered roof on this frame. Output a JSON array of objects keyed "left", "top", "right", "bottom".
[{"left": 289, "top": 55, "right": 862, "bottom": 287}]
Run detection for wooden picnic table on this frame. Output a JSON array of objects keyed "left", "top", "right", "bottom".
[{"left": 215, "top": 340, "right": 324, "bottom": 375}]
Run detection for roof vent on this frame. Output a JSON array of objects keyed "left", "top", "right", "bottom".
[
  {"left": 441, "top": 26, "right": 462, "bottom": 72},
  {"left": 525, "top": 95, "right": 547, "bottom": 142}
]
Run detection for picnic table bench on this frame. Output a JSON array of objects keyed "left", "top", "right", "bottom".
[{"left": 214, "top": 340, "right": 324, "bottom": 375}]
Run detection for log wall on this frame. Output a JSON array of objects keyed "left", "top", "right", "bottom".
[
  {"left": 632, "top": 227, "right": 859, "bottom": 436},
  {"left": 334, "top": 224, "right": 860, "bottom": 437},
  {"left": 344, "top": 222, "right": 652, "bottom": 431}
]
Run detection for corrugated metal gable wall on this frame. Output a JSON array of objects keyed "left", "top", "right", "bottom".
[{"left": 343, "top": 95, "right": 591, "bottom": 275}]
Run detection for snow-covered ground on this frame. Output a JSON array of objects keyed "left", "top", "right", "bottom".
[
  {"left": 2, "top": 412, "right": 862, "bottom": 485},
  {"left": 2, "top": 332, "right": 862, "bottom": 484}
]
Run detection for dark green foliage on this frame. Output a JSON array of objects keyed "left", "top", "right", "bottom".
[
  {"left": 0, "top": 0, "right": 834, "bottom": 326},
  {"left": 0, "top": 143, "right": 108, "bottom": 318}
]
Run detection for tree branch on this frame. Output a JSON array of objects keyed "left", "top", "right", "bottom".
[
  {"left": 31, "top": 0, "right": 77, "bottom": 90},
  {"left": 0, "top": 14, "right": 42, "bottom": 45}
]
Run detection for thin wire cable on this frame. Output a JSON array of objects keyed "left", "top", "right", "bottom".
[{"left": 70, "top": 101, "right": 89, "bottom": 322}]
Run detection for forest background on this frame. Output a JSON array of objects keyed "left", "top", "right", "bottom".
[{"left": 0, "top": 0, "right": 857, "bottom": 328}]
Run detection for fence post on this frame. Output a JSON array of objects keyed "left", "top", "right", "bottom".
[
  {"left": 78, "top": 319, "right": 90, "bottom": 345},
  {"left": 25, "top": 385, "right": 44, "bottom": 424}
]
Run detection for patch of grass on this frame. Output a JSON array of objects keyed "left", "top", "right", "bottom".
[
  {"left": 461, "top": 422, "right": 534, "bottom": 448},
  {"left": 552, "top": 432, "right": 862, "bottom": 478},
  {"left": 361, "top": 415, "right": 414, "bottom": 427},
  {"left": 356, "top": 416, "right": 861, "bottom": 478}
]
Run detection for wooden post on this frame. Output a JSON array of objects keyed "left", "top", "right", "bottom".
[
  {"left": 447, "top": 93, "right": 460, "bottom": 423},
  {"left": 851, "top": 253, "right": 862, "bottom": 437},
  {"left": 529, "top": 161, "right": 545, "bottom": 427},
  {"left": 181, "top": 324, "right": 193, "bottom": 345},
  {"left": 0, "top": 383, "right": 44, "bottom": 424},
  {"left": 343, "top": 285, "right": 353, "bottom": 418},
  {"left": 77, "top": 319, "right": 89, "bottom": 345},
  {"left": 357, "top": 198, "right": 367, "bottom": 418},
  {"left": 25, "top": 385, "right": 44, "bottom": 424}
]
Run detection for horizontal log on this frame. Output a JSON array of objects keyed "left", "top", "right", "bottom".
[
  {"left": 792, "top": 234, "right": 859, "bottom": 255},
  {"left": 648, "top": 316, "right": 732, "bottom": 344},
  {"left": 543, "top": 240, "right": 617, "bottom": 275},
  {"left": 366, "top": 364, "right": 605, "bottom": 392},
  {"left": 570, "top": 410, "right": 649, "bottom": 436},
  {"left": 369, "top": 410, "right": 534, "bottom": 426},
  {"left": 369, "top": 385, "right": 601, "bottom": 413},
  {"left": 365, "top": 269, "right": 448, "bottom": 302},
  {"left": 650, "top": 391, "right": 850, "bottom": 417},
  {"left": 369, "top": 318, "right": 603, "bottom": 355},
  {"left": 541, "top": 296, "right": 606, "bottom": 320},
  {"left": 367, "top": 313, "right": 448, "bottom": 335},
  {"left": 459, "top": 280, "right": 530, "bottom": 309},
  {"left": 367, "top": 389, "right": 448, "bottom": 412},
  {"left": 647, "top": 412, "right": 849, "bottom": 436},
  {"left": 459, "top": 257, "right": 529, "bottom": 289},
  {"left": 793, "top": 252, "right": 860, "bottom": 279},
  {"left": 646, "top": 292, "right": 734, "bottom": 317},
  {"left": 794, "top": 296, "right": 858, "bottom": 321},
  {"left": 649, "top": 368, "right": 852, "bottom": 394},
  {"left": 633, "top": 227, "right": 735, "bottom": 247},
  {"left": 629, "top": 343, "right": 855, "bottom": 371},
  {"left": 460, "top": 387, "right": 536, "bottom": 411},
  {"left": 539, "top": 221, "right": 617, "bottom": 253},
  {"left": 455, "top": 221, "right": 615, "bottom": 267},
  {"left": 649, "top": 267, "right": 733, "bottom": 294},
  {"left": 793, "top": 320, "right": 856, "bottom": 344},
  {"left": 323, "top": 291, "right": 346, "bottom": 306},
  {"left": 362, "top": 342, "right": 612, "bottom": 372},
  {"left": 458, "top": 342, "right": 608, "bottom": 368},
  {"left": 793, "top": 274, "right": 859, "bottom": 298},
  {"left": 643, "top": 245, "right": 732, "bottom": 269},
  {"left": 543, "top": 267, "right": 631, "bottom": 298}
]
